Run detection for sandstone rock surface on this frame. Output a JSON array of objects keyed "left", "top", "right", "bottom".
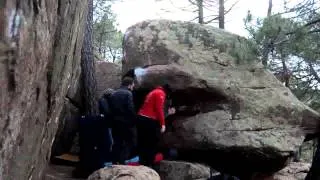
[
  {"left": 254, "top": 162, "right": 310, "bottom": 180},
  {"left": 123, "top": 19, "right": 320, "bottom": 176},
  {"left": 273, "top": 162, "right": 310, "bottom": 180},
  {"left": 87, "top": 165, "right": 160, "bottom": 180},
  {"left": 0, "top": 0, "right": 87, "bottom": 179},
  {"left": 95, "top": 61, "right": 121, "bottom": 98},
  {"left": 158, "top": 160, "right": 210, "bottom": 180}
]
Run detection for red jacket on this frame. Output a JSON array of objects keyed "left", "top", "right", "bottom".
[{"left": 138, "top": 87, "right": 166, "bottom": 126}]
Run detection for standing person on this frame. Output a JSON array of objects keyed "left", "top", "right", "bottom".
[
  {"left": 108, "top": 77, "right": 136, "bottom": 165},
  {"left": 137, "top": 84, "right": 176, "bottom": 167},
  {"left": 98, "top": 88, "right": 115, "bottom": 161}
]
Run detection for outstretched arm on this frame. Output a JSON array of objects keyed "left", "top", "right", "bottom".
[{"left": 155, "top": 91, "right": 166, "bottom": 127}]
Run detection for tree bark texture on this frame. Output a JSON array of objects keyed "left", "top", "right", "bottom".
[
  {"left": 219, "top": 0, "right": 225, "bottom": 29},
  {"left": 198, "top": 0, "right": 204, "bottom": 24},
  {"left": 267, "top": 0, "right": 272, "bottom": 16},
  {"left": 81, "top": 0, "right": 98, "bottom": 114},
  {"left": 261, "top": 0, "right": 273, "bottom": 67}
]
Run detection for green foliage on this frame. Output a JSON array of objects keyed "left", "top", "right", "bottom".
[
  {"left": 93, "top": 0, "right": 123, "bottom": 62},
  {"left": 244, "top": 3, "right": 320, "bottom": 111}
]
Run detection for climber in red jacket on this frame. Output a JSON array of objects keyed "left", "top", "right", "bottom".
[{"left": 137, "top": 84, "right": 176, "bottom": 167}]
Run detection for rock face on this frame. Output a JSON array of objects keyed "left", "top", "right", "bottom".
[
  {"left": 95, "top": 61, "right": 121, "bottom": 98},
  {"left": 51, "top": 100, "right": 81, "bottom": 156},
  {"left": 273, "top": 162, "right": 310, "bottom": 180},
  {"left": 158, "top": 160, "right": 210, "bottom": 180},
  {"left": 254, "top": 162, "right": 310, "bottom": 180},
  {"left": 122, "top": 20, "right": 320, "bottom": 177},
  {"left": 87, "top": 165, "right": 160, "bottom": 180},
  {"left": 0, "top": 0, "right": 87, "bottom": 179}
]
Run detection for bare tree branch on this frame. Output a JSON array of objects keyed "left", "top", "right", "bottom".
[
  {"left": 224, "top": 0, "right": 238, "bottom": 15},
  {"left": 204, "top": 16, "right": 219, "bottom": 24},
  {"left": 190, "top": 16, "right": 200, "bottom": 22},
  {"left": 305, "top": 17, "right": 320, "bottom": 27},
  {"left": 308, "top": 61, "right": 320, "bottom": 83}
]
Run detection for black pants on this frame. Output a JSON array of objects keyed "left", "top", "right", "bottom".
[
  {"left": 111, "top": 122, "right": 135, "bottom": 164},
  {"left": 137, "top": 115, "right": 161, "bottom": 167}
]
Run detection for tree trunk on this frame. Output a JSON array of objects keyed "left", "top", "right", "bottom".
[
  {"left": 308, "top": 61, "right": 320, "bottom": 84},
  {"left": 281, "top": 55, "right": 290, "bottom": 87},
  {"left": 109, "top": 47, "right": 116, "bottom": 63},
  {"left": 198, "top": 0, "right": 204, "bottom": 24},
  {"left": 219, "top": 0, "right": 225, "bottom": 29},
  {"left": 261, "top": 0, "right": 273, "bottom": 67},
  {"left": 98, "top": 32, "right": 104, "bottom": 56},
  {"left": 80, "top": 0, "right": 97, "bottom": 114},
  {"left": 267, "top": 0, "right": 272, "bottom": 17},
  {"left": 261, "top": 43, "right": 269, "bottom": 67}
]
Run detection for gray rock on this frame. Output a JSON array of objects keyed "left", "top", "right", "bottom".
[
  {"left": 95, "top": 61, "right": 121, "bottom": 98},
  {"left": 122, "top": 19, "right": 320, "bottom": 176},
  {"left": 252, "top": 162, "right": 310, "bottom": 180},
  {"left": 0, "top": 0, "right": 88, "bottom": 179},
  {"left": 273, "top": 162, "right": 310, "bottom": 180},
  {"left": 158, "top": 160, "right": 210, "bottom": 180},
  {"left": 88, "top": 165, "right": 160, "bottom": 180},
  {"left": 51, "top": 99, "right": 80, "bottom": 156}
]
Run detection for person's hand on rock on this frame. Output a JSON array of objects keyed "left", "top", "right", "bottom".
[
  {"left": 161, "top": 125, "right": 166, "bottom": 133},
  {"left": 168, "top": 107, "right": 176, "bottom": 115}
]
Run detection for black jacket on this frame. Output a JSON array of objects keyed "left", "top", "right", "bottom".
[
  {"left": 98, "top": 96, "right": 111, "bottom": 116},
  {"left": 108, "top": 86, "right": 136, "bottom": 126}
]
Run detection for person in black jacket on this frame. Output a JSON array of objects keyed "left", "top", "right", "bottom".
[
  {"left": 98, "top": 88, "right": 115, "bottom": 161},
  {"left": 108, "top": 77, "right": 136, "bottom": 164}
]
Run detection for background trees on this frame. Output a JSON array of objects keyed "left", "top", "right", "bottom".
[
  {"left": 244, "top": 0, "right": 320, "bottom": 111},
  {"left": 93, "top": 0, "right": 123, "bottom": 62},
  {"left": 155, "top": 0, "right": 238, "bottom": 28}
]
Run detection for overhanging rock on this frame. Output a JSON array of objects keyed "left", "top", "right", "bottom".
[{"left": 122, "top": 19, "right": 320, "bottom": 177}]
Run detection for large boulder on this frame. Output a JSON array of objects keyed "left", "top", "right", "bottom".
[
  {"left": 122, "top": 20, "right": 320, "bottom": 177},
  {"left": 95, "top": 61, "right": 121, "bottom": 98},
  {"left": 0, "top": 0, "right": 87, "bottom": 179},
  {"left": 87, "top": 165, "right": 160, "bottom": 180},
  {"left": 158, "top": 160, "right": 210, "bottom": 180},
  {"left": 253, "top": 162, "right": 310, "bottom": 180}
]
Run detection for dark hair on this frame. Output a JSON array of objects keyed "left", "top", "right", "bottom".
[
  {"left": 123, "top": 68, "right": 135, "bottom": 79},
  {"left": 121, "top": 76, "right": 134, "bottom": 86},
  {"left": 163, "top": 83, "right": 173, "bottom": 95}
]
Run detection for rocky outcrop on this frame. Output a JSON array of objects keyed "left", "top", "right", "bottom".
[
  {"left": 43, "top": 165, "right": 83, "bottom": 180},
  {"left": 158, "top": 160, "right": 210, "bottom": 180},
  {"left": 95, "top": 61, "right": 121, "bottom": 98},
  {"left": 87, "top": 165, "right": 160, "bottom": 180},
  {"left": 123, "top": 20, "right": 320, "bottom": 177},
  {"left": 253, "top": 162, "right": 310, "bottom": 180},
  {"left": 272, "top": 162, "right": 310, "bottom": 180},
  {"left": 0, "top": 0, "right": 88, "bottom": 179},
  {"left": 50, "top": 100, "right": 80, "bottom": 156}
]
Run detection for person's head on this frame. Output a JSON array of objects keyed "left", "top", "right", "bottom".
[
  {"left": 123, "top": 68, "right": 135, "bottom": 79},
  {"left": 121, "top": 76, "right": 135, "bottom": 90}
]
